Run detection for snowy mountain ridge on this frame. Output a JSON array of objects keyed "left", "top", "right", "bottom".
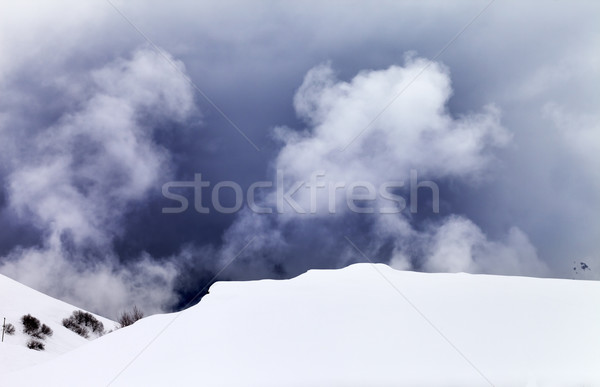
[{"left": 2, "top": 263, "right": 600, "bottom": 386}]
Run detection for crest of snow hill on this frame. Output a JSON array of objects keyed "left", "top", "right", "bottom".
[{"left": 1, "top": 265, "right": 600, "bottom": 386}]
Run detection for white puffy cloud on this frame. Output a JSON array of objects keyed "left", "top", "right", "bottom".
[
  {"left": 221, "top": 58, "right": 547, "bottom": 278},
  {"left": 272, "top": 57, "right": 510, "bottom": 215},
  {"left": 421, "top": 216, "right": 548, "bottom": 276}
]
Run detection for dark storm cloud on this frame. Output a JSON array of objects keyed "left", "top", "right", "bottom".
[
  {"left": 0, "top": 1, "right": 598, "bottom": 316},
  {"left": 0, "top": 46, "right": 197, "bottom": 316}
]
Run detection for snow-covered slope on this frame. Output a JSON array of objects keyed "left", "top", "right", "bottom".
[
  {"left": 3, "top": 264, "right": 600, "bottom": 386},
  {"left": 0, "top": 273, "right": 115, "bottom": 373}
]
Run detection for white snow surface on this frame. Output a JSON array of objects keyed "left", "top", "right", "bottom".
[
  {"left": 2, "top": 263, "right": 600, "bottom": 386},
  {"left": 0, "top": 273, "right": 115, "bottom": 374}
]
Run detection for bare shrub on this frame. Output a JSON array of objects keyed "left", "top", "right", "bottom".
[
  {"left": 62, "top": 317, "right": 89, "bottom": 338},
  {"left": 26, "top": 339, "right": 45, "bottom": 351},
  {"left": 118, "top": 306, "right": 144, "bottom": 328},
  {"left": 19, "top": 315, "right": 52, "bottom": 350},
  {"left": 21, "top": 314, "right": 40, "bottom": 335},
  {"left": 62, "top": 310, "right": 104, "bottom": 338},
  {"left": 4, "top": 323, "right": 16, "bottom": 335},
  {"left": 40, "top": 324, "right": 53, "bottom": 337},
  {"left": 21, "top": 314, "right": 53, "bottom": 340}
]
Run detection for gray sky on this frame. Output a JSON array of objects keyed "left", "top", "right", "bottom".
[{"left": 0, "top": 0, "right": 598, "bottom": 317}]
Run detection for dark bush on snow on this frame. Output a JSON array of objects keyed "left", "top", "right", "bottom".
[
  {"left": 4, "top": 323, "right": 16, "bottom": 335},
  {"left": 118, "top": 306, "right": 144, "bottom": 328},
  {"left": 21, "top": 314, "right": 53, "bottom": 340},
  {"left": 26, "top": 339, "right": 45, "bottom": 351},
  {"left": 62, "top": 310, "right": 104, "bottom": 338},
  {"left": 20, "top": 315, "right": 52, "bottom": 350},
  {"left": 40, "top": 324, "right": 53, "bottom": 337},
  {"left": 21, "top": 314, "right": 40, "bottom": 335},
  {"left": 62, "top": 317, "right": 89, "bottom": 338}
]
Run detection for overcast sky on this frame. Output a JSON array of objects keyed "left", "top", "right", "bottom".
[{"left": 1, "top": 0, "right": 598, "bottom": 318}]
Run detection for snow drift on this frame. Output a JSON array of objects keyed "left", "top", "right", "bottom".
[{"left": 2, "top": 264, "right": 600, "bottom": 386}]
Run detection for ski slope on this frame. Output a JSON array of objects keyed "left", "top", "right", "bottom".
[
  {"left": 0, "top": 273, "right": 115, "bottom": 374},
  {"left": 2, "top": 263, "right": 600, "bottom": 386}
]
